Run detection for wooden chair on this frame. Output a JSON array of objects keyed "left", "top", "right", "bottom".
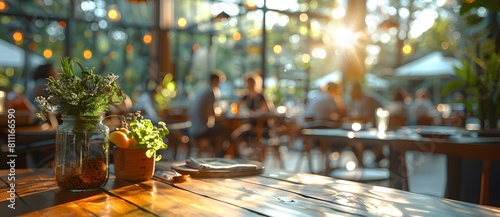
[{"left": 417, "top": 116, "right": 434, "bottom": 125}]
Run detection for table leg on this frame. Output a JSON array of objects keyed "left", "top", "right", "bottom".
[
  {"left": 388, "top": 143, "right": 405, "bottom": 190},
  {"left": 445, "top": 156, "right": 461, "bottom": 201},
  {"left": 480, "top": 159, "right": 490, "bottom": 205}
]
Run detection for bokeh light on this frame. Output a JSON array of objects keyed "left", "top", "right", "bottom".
[
  {"left": 0, "top": 1, "right": 8, "bottom": 12},
  {"left": 299, "top": 13, "right": 308, "bottom": 22},
  {"left": 107, "top": 5, "right": 121, "bottom": 21},
  {"left": 28, "top": 43, "right": 36, "bottom": 51},
  {"left": 346, "top": 161, "right": 357, "bottom": 171},
  {"left": 5, "top": 68, "right": 14, "bottom": 77},
  {"left": 331, "top": 4, "right": 346, "bottom": 19},
  {"left": 244, "top": 0, "right": 257, "bottom": 9},
  {"left": 125, "top": 44, "right": 134, "bottom": 53},
  {"left": 143, "top": 33, "right": 152, "bottom": 44},
  {"left": 83, "top": 50, "right": 92, "bottom": 59},
  {"left": 177, "top": 17, "right": 187, "bottom": 29},
  {"left": 402, "top": 44, "right": 413, "bottom": 55},
  {"left": 273, "top": 44, "right": 282, "bottom": 54},
  {"left": 232, "top": 32, "right": 241, "bottom": 41},
  {"left": 12, "top": 31, "right": 23, "bottom": 42},
  {"left": 43, "top": 49, "right": 53, "bottom": 58},
  {"left": 59, "top": 21, "right": 67, "bottom": 29}
]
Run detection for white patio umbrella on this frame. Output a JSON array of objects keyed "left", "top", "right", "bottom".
[
  {"left": 312, "top": 70, "right": 389, "bottom": 90},
  {"left": 394, "top": 52, "right": 460, "bottom": 79},
  {"left": 394, "top": 52, "right": 461, "bottom": 103},
  {"left": 0, "top": 39, "right": 46, "bottom": 68}
]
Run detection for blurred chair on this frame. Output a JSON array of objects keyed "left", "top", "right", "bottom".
[
  {"left": 388, "top": 116, "right": 408, "bottom": 130},
  {"left": 164, "top": 120, "right": 192, "bottom": 160},
  {"left": 230, "top": 115, "right": 283, "bottom": 168},
  {"left": 298, "top": 120, "right": 344, "bottom": 174},
  {"left": 160, "top": 108, "right": 194, "bottom": 160},
  {"left": 417, "top": 116, "right": 434, "bottom": 125}
]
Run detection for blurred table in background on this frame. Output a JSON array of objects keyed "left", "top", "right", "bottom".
[{"left": 301, "top": 126, "right": 500, "bottom": 206}]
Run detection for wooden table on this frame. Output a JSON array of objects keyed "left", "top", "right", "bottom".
[
  {"left": 301, "top": 127, "right": 500, "bottom": 206},
  {"left": 2, "top": 167, "right": 500, "bottom": 216},
  {"left": 1, "top": 125, "right": 56, "bottom": 169}
]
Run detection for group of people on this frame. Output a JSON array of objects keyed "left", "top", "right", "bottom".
[
  {"left": 300, "top": 80, "right": 439, "bottom": 166},
  {"left": 185, "top": 68, "right": 442, "bottom": 160},
  {"left": 302, "top": 81, "right": 438, "bottom": 129},
  {"left": 12, "top": 62, "right": 439, "bottom": 162},
  {"left": 187, "top": 70, "right": 274, "bottom": 158}
]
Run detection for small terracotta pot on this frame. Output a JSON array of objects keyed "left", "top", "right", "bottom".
[{"left": 113, "top": 147, "right": 155, "bottom": 182}]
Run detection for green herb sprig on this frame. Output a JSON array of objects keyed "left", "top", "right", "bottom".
[
  {"left": 35, "top": 57, "right": 124, "bottom": 120},
  {"left": 126, "top": 112, "right": 169, "bottom": 161}
]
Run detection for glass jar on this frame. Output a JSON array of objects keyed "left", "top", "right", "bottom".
[{"left": 54, "top": 116, "right": 109, "bottom": 192}]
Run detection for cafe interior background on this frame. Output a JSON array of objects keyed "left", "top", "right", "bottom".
[
  {"left": 3, "top": 0, "right": 494, "bottom": 112},
  {"left": 1, "top": 0, "right": 499, "bottom": 207}
]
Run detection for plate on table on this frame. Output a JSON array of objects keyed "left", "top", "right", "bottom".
[
  {"left": 400, "top": 125, "right": 476, "bottom": 139},
  {"left": 341, "top": 122, "right": 372, "bottom": 131},
  {"left": 172, "top": 158, "right": 265, "bottom": 178}
]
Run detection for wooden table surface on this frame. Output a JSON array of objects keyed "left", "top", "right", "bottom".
[
  {"left": 2, "top": 167, "right": 500, "bottom": 216},
  {"left": 301, "top": 127, "right": 500, "bottom": 206}
]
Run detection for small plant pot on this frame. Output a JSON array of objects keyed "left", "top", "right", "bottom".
[{"left": 113, "top": 147, "right": 155, "bottom": 182}]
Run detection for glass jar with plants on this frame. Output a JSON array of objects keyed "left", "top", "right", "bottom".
[
  {"left": 110, "top": 112, "right": 169, "bottom": 182},
  {"left": 36, "top": 57, "right": 124, "bottom": 191}
]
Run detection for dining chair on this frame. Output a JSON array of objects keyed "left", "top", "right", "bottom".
[
  {"left": 164, "top": 121, "right": 192, "bottom": 160},
  {"left": 229, "top": 117, "right": 284, "bottom": 168},
  {"left": 298, "top": 120, "right": 344, "bottom": 174},
  {"left": 388, "top": 116, "right": 408, "bottom": 130}
]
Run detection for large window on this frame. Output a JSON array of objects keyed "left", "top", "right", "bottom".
[{"left": 1, "top": 0, "right": 464, "bottom": 111}]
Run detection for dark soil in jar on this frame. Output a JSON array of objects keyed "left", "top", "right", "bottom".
[{"left": 56, "top": 157, "right": 108, "bottom": 191}]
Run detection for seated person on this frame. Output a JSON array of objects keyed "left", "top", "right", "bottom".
[
  {"left": 384, "top": 89, "right": 410, "bottom": 129},
  {"left": 409, "top": 88, "right": 436, "bottom": 125},
  {"left": 30, "top": 63, "right": 57, "bottom": 105},
  {"left": 236, "top": 74, "right": 272, "bottom": 115},
  {"left": 347, "top": 81, "right": 385, "bottom": 166},
  {"left": 347, "top": 81, "right": 382, "bottom": 125},
  {"left": 233, "top": 73, "right": 275, "bottom": 149},
  {"left": 302, "top": 82, "right": 346, "bottom": 128},
  {"left": 187, "top": 71, "right": 230, "bottom": 157}
]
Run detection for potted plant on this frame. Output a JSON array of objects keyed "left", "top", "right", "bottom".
[
  {"left": 35, "top": 57, "right": 124, "bottom": 191},
  {"left": 442, "top": 38, "right": 500, "bottom": 130},
  {"left": 110, "top": 112, "right": 169, "bottom": 182}
]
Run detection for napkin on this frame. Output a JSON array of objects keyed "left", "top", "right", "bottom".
[{"left": 186, "top": 158, "right": 259, "bottom": 172}]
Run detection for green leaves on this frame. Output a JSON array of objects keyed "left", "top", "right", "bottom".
[
  {"left": 127, "top": 115, "right": 169, "bottom": 161},
  {"left": 460, "top": 0, "right": 500, "bottom": 15},
  {"left": 35, "top": 57, "right": 125, "bottom": 121},
  {"left": 442, "top": 38, "right": 500, "bottom": 127}
]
